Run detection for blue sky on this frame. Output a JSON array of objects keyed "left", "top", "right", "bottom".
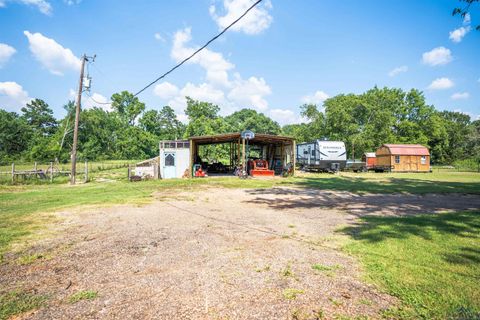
[{"left": 0, "top": 0, "right": 479, "bottom": 124}]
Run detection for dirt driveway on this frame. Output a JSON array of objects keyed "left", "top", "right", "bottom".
[{"left": 2, "top": 187, "right": 480, "bottom": 319}]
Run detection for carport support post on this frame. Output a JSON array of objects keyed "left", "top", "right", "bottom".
[
  {"left": 292, "top": 140, "right": 296, "bottom": 176},
  {"left": 84, "top": 161, "right": 88, "bottom": 183},
  {"left": 242, "top": 138, "right": 246, "bottom": 171}
]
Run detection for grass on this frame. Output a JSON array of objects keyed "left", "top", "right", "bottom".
[
  {"left": 68, "top": 290, "right": 98, "bottom": 304},
  {"left": 340, "top": 211, "right": 480, "bottom": 319},
  {"left": 1, "top": 170, "right": 479, "bottom": 261},
  {"left": 0, "top": 291, "right": 46, "bottom": 320},
  {"left": 311, "top": 263, "right": 341, "bottom": 272},
  {"left": 282, "top": 288, "right": 304, "bottom": 300},
  {"left": 17, "top": 253, "right": 50, "bottom": 265}
]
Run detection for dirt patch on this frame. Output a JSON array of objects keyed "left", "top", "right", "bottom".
[{"left": 1, "top": 187, "right": 479, "bottom": 319}]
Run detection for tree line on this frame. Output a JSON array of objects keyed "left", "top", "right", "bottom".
[{"left": 1, "top": 86, "right": 478, "bottom": 165}]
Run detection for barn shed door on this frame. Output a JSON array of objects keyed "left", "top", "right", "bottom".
[{"left": 163, "top": 152, "right": 176, "bottom": 179}]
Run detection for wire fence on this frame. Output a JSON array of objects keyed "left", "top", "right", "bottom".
[{"left": 0, "top": 160, "right": 136, "bottom": 184}]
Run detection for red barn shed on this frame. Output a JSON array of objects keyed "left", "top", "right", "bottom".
[
  {"left": 362, "top": 152, "right": 377, "bottom": 170},
  {"left": 376, "top": 144, "right": 430, "bottom": 172}
]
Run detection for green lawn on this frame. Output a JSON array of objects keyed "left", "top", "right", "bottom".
[
  {"left": 341, "top": 211, "right": 480, "bottom": 319},
  {"left": 1, "top": 170, "right": 479, "bottom": 318},
  {"left": 1, "top": 170, "right": 479, "bottom": 261}
]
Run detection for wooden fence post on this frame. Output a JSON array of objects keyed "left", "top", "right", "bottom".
[
  {"left": 34, "top": 161, "right": 37, "bottom": 179},
  {"left": 84, "top": 161, "right": 88, "bottom": 183},
  {"left": 127, "top": 165, "right": 131, "bottom": 181},
  {"left": 50, "top": 162, "right": 53, "bottom": 183},
  {"left": 11, "top": 162, "right": 15, "bottom": 183}
]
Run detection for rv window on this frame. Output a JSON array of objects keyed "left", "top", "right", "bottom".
[
  {"left": 304, "top": 150, "right": 308, "bottom": 155},
  {"left": 311, "top": 150, "right": 315, "bottom": 156},
  {"left": 395, "top": 155, "right": 400, "bottom": 164},
  {"left": 421, "top": 156, "right": 427, "bottom": 164}
]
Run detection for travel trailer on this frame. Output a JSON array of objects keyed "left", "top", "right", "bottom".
[{"left": 297, "top": 140, "right": 347, "bottom": 172}]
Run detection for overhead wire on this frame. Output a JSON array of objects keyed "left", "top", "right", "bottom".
[{"left": 132, "top": 0, "right": 264, "bottom": 97}]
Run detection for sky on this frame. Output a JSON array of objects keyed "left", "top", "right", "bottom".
[{"left": 0, "top": 0, "right": 479, "bottom": 124}]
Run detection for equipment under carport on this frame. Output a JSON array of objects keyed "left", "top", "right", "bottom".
[
  {"left": 193, "top": 164, "right": 207, "bottom": 177},
  {"left": 248, "top": 159, "right": 274, "bottom": 177}
]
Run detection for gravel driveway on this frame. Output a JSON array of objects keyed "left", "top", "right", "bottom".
[{"left": 2, "top": 187, "right": 479, "bottom": 319}]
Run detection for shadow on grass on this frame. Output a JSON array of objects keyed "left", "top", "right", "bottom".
[
  {"left": 444, "top": 247, "right": 480, "bottom": 265},
  {"left": 245, "top": 187, "right": 480, "bottom": 217},
  {"left": 339, "top": 211, "right": 480, "bottom": 244},
  {"left": 293, "top": 176, "right": 480, "bottom": 194}
]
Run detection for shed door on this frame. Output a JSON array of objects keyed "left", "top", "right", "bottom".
[{"left": 163, "top": 152, "right": 176, "bottom": 179}]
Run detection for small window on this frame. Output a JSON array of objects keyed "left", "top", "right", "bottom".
[
  {"left": 395, "top": 155, "right": 400, "bottom": 164},
  {"left": 165, "top": 153, "right": 175, "bottom": 166},
  {"left": 421, "top": 156, "right": 427, "bottom": 164},
  {"left": 311, "top": 150, "right": 315, "bottom": 156}
]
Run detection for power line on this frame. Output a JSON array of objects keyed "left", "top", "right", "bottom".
[
  {"left": 86, "top": 91, "right": 111, "bottom": 105},
  {"left": 133, "top": 0, "right": 264, "bottom": 97}
]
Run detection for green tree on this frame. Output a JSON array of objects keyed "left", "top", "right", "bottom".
[
  {"left": 439, "top": 111, "right": 471, "bottom": 163},
  {"left": 282, "top": 123, "right": 313, "bottom": 143},
  {"left": 0, "top": 110, "right": 33, "bottom": 163},
  {"left": 184, "top": 97, "right": 220, "bottom": 121},
  {"left": 139, "top": 106, "right": 185, "bottom": 139},
  {"left": 453, "top": 0, "right": 479, "bottom": 30},
  {"left": 77, "top": 107, "right": 122, "bottom": 160},
  {"left": 111, "top": 91, "right": 146, "bottom": 126},
  {"left": 21, "top": 99, "right": 57, "bottom": 136},
  {"left": 225, "top": 109, "right": 281, "bottom": 134}
]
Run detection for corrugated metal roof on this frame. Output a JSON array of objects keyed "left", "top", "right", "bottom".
[
  {"left": 363, "top": 152, "right": 376, "bottom": 158},
  {"left": 189, "top": 132, "right": 294, "bottom": 145},
  {"left": 383, "top": 144, "right": 429, "bottom": 156}
]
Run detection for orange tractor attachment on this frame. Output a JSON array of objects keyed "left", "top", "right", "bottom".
[
  {"left": 193, "top": 164, "right": 207, "bottom": 177},
  {"left": 248, "top": 159, "right": 274, "bottom": 177}
]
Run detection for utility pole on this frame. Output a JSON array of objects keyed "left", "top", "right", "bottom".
[{"left": 70, "top": 54, "right": 88, "bottom": 185}]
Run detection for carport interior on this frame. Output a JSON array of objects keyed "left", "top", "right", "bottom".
[{"left": 189, "top": 133, "right": 296, "bottom": 176}]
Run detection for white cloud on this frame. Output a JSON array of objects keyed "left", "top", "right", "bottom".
[
  {"left": 63, "top": 0, "right": 81, "bottom": 5},
  {"left": 171, "top": 28, "right": 234, "bottom": 87},
  {"left": 427, "top": 77, "right": 454, "bottom": 90},
  {"left": 0, "top": 0, "right": 52, "bottom": 14},
  {"left": 153, "top": 82, "right": 179, "bottom": 99},
  {"left": 227, "top": 74, "right": 271, "bottom": 111},
  {"left": 451, "top": 92, "right": 469, "bottom": 100},
  {"left": 301, "top": 90, "right": 330, "bottom": 104},
  {"left": 463, "top": 13, "right": 471, "bottom": 25},
  {"left": 388, "top": 65, "right": 408, "bottom": 77},
  {"left": 0, "top": 43, "right": 16, "bottom": 67},
  {"left": 24, "top": 30, "right": 81, "bottom": 76},
  {"left": 154, "top": 32, "right": 166, "bottom": 42},
  {"left": 84, "top": 92, "right": 111, "bottom": 111},
  {"left": 449, "top": 26, "right": 470, "bottom": 43},
  {"left": 0, "top": 81, "right": 32, "bottom": 111},
  {"left": 155, "top": 27, "right": 272, "bottom": 117},
  {"left": 268, "top": 108, "right": 300, "bottom": 125},
  {"left": 181, "top": 82, "right": 225, "bottom": 105},
  {"left": 209, "top": 0, "right": 273, "bottom": 35},
  {"left": 422, "top": 47, "right": 452, "bottom": 66}
]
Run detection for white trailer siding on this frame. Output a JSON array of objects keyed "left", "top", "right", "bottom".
[{"left": 297, "top": 140, "right": 347, "bottom": 172}]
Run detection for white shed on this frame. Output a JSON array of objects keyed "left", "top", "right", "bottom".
[
  {"left": 133, "top": 157, "right": 160, "bottom": 179},
  {"left": 159, "top": 140, "right": 191, "bottom": 179}
]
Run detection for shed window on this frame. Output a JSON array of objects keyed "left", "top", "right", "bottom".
[
  {"left": 421, "top": 156, "right": 427, "bottom": 164},
  {"left": 165, "top": 153, "right": 175, "bottom": 166},
  {"left": 395, "top": 155, "right": 400, "bottom": 164}
]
